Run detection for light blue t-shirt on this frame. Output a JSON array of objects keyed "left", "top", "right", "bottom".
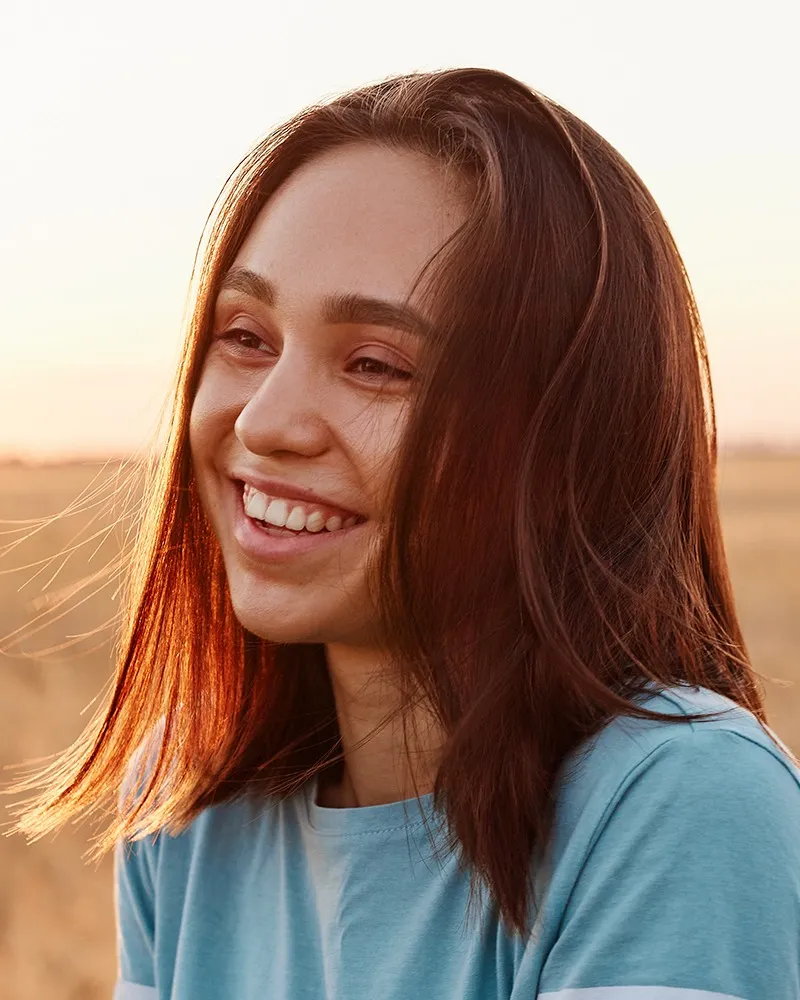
[{"left": 113, "top": 684, "right": 800, "bottom": 999}]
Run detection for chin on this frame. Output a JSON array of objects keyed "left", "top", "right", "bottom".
[
  {"left": 231, "top": 596, "right": 330, "bottom": 644},
  {"left": 227, "top": 582, "right": 369, "bottom": 646}
]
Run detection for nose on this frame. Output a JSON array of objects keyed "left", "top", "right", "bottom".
[{"left": 234, "top": 347, "right": 330, "bottom": 459}]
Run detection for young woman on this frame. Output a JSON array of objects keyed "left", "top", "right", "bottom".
[{"left": 10, "top": 68, "right": 800, "bottom": 999}]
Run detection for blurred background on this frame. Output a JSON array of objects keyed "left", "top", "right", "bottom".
[{"left": 1, "top": 0, "right": 798, "bottom": 996}]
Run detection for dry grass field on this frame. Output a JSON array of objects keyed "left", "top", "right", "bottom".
[{"left": 0, "top": 452, "right": 798, "bottom": 999}]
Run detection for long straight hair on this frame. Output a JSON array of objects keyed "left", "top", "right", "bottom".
[{"left": 7, "top": 68, "right": 768, "bottom": 939}]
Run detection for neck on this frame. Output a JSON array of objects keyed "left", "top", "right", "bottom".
[{"left": 319, "top": 643, "right": 444, "bottom": 808}]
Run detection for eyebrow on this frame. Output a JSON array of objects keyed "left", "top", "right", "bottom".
[{"left": 217, "top": 266, "right": 431, "bottom": 338}]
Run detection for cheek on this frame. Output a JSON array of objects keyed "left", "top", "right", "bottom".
[
  {"left": 188, "top": 395, "right": 210, "bottom": 462},
  {"left": 347, "top": 404, "right": 409, "bottom": 504},
  {"left": 189, "top": 370, "right": 229, "bottom": 459},
  {"left": 187, "top": 376, "right": 234, "bottom": 522}
]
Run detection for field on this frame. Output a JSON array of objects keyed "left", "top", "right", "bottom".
[{"left": 1, "top": 453, "right": 799, "bottom": 999}]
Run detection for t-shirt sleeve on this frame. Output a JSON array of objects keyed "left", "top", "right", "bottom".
[
  {"left": 537, "top": 728, "right": 800, "bottom": 1000},
  {"left": 113, "top": 835, "right": 158, "bottom": 997}
]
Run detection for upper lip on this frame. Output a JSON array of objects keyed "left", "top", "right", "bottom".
[{"left": 230, "top": 471, "right": 366, "bottom": 519}]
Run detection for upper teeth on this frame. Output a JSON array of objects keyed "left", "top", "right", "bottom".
[{"left": 243, "top": 484, "right": 359, "bottom": 533}]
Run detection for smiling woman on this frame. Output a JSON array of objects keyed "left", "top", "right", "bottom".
[{"left": 6, "top": 68, "right": 800, "bottom": 1000}]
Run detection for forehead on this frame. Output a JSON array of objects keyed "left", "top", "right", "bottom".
[{"left": 231, "top": 143, "right": 467, "bottom": 307}]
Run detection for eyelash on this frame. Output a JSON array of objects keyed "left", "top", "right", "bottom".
[{"left": 216, "top": 328, "right": 414, "bottom": 382}]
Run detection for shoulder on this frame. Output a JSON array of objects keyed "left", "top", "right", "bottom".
[
  {"left": 535, "top": 686, "right": 800, "bottom": 999},
  {"left": 553, "top": 682, "right": 800, "bottom": 835},
  {"left": 542, "top": 683, "right": 800, "bottom": 902}
]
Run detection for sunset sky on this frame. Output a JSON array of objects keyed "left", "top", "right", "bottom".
[{"left": 1, "top": 0, "right": 797, "bottom": 460}]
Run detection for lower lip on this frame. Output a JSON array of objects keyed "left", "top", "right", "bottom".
[{"left": 230, "top": 481, "right": 367, "bottom": 562}]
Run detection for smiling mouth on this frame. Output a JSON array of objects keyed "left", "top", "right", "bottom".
[{"left": 236, "top": 480, "right": 368, "bottom": 536}]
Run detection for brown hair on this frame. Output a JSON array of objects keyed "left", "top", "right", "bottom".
[{"left": 7, "top": 67, "right": 768, "bottom": 939}]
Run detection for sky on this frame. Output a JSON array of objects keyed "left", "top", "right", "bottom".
[{"left": 0, "top": 0, "right": 798, "bottom": 461}]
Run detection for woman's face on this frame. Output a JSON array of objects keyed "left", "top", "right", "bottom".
[{"left": 189, "top": 142, "right": 466, "bottom": 646}]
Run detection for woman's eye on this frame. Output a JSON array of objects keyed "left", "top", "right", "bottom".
[
  {"left": 213, "top": 333, "right": 411, "bottom": 381},
  {"left": 217, "top": 328, "right": 273, "bottom": 353},
  {"left": 350, "top": 357, "right": 413, "bottom": 382}
]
